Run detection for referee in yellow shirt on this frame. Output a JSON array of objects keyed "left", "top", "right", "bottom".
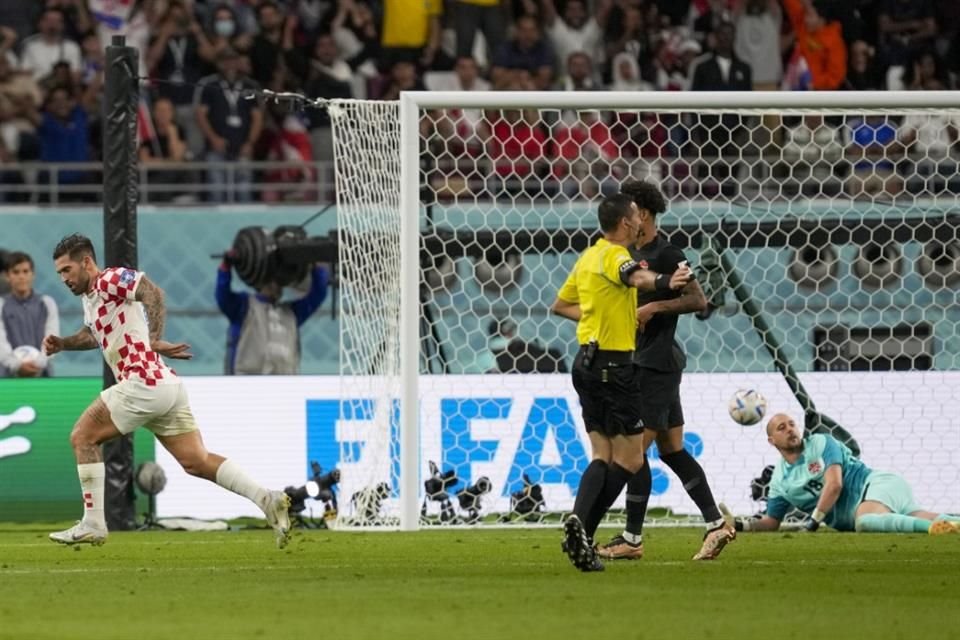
[{"left": 552, "top": 193, "right": 692, "bottom": 572}]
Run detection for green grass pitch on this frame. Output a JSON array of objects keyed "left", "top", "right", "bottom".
[{"left": 1, "top": 524, "right": 958, "bottom": 640}]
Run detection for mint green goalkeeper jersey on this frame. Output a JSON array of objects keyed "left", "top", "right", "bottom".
[{"left": 766, "top": 433, "right": 873, "bottom": 531}]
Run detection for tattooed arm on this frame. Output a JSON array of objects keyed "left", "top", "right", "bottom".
[
  {"left": 44, "top": 326, "right": 97, "bottom": 354},
  {"left": 135, "top": 275, "right": 166, "bottom": 343}
]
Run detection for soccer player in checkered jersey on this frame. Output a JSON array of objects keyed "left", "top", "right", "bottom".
[{"left": 43, "top": 234, "right": 292, "bottom": 547}]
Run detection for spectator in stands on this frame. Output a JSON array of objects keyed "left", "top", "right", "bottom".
[
  {"left": 604, "top": 4, "right": 650, "bottom": 83},
  {"left": 845, "top": 114, "right": 904, "bottom": 200},
  {"left": 454, "top": 0, "right": 506, "bottom": 63},
  {"left": 902, "top": 48, "right": 948, "bottom": 91},
  {"left": 330, "top": 0, "right": 381, "bottom": 86},
  {"left": 0, "top": 2, "right": 42, "bottom": 44},
  {"left": 45, "top": 0, "right": 94, "bottom": 44},
  {"left": 0, "top": 25, "right": 18, "bottom": 66},
  {"left": 292, "top": 0, "right": 338, "bottom": 39},
  {"left": 734, "top": 0, "right": 782, "bottom": 91},
  {"left": 249, "top": 1, "right": 290, "bottom": 89},
  {"left": 378, "top": 60, "right": 425, "bottom": 100},
  {"left": 553, "top": 110, "right": 621, "bottom": 198},
  {"left": 379, "top": 0, "right": 443, "bottom": 71},
  {"left": 216, "top": 260, "right": 329, "bottom": 375},
  {"left": 19, "top": 8, "right": 82, "bottom": 81},
  {"left": 195, "top": 48, "right": 263, "bottom": 203},
  {"left": 0, "top": 54, "right": 41, "bottom": 152},
  {"left": 491, "top": 15, "right": 556, "bottom": 90},
  {"left": 541, "top": 0, "right": 609, "bottom": 76},
  {"left": 38, "top": 85, "right": 92, "bottom": 194},
  {"left": 487, "top": 93, "right": 548, "bottom": 195},
  {"left": 845, "top": 40, "right": 883, "bottom": 90},
  {"left": 139, "top": 97, "right": 191, "bottom": 203},
  {"left": 781, "top": 0, "right": 847, "bottom": 91},
  {"left": 147, "top": 1, "right": 209, "bottom": 112},
  {"left": 782, "top": 114, "right": 844, "bottom": 192},
  {"left": 79, "top": 32, "right": 104, "bottom": 88},
  {"left": 293, "top": 32, "right": 353, "bottom": 161},
  {"left": 0, "top": 251, "right": 59, "bottom": 378},
  {"left": 609, "top": 51, "right": 650, "bottom": 91},
  {"left": 557, "top": 51, "right": 598, "bottom": 91},
  {"left": 689, "top": 21, "right": 751, "bottom": 196},
  {"left": 878, "top": 0, "right": 937, "bottom": 69},
  {"left": 199, "top": 5, "right": 253, "bottom": 66},
  {"left": 899, "top": 72, "right": 958, "bottom": 193}
]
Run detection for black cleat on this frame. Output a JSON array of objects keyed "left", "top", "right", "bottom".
[{"left": 562, "top": 515, "right": 604, "bottom": 572}]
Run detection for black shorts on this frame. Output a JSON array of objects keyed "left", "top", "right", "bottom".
[
  {"left": 571, "top": 349, "right": 643, "bottom": 437},
  {"left": 634, "top": 367, "right": 684, "bottom": 432}
]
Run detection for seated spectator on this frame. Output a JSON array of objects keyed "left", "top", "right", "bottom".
[
  {"left": 902, "top": 48, "right": 948, "bottom": 91},
  {"left": 540, "top": 0, "right": 609, "bottom": 75},
  {"left": 292, "top": 0, "right": 338, "bottom": 39},
  {"left": 845, "top": 40, "right": 883, "bottom": 90},
  {"left": 556, "top": 51, "right": 598, "bottom": 91},
  {"left": 552, "top": 110, "right": 621, "bottom": 198},
  {"left": 79, "top": 32, "right": 104, "bottom": 88},
  {"left": 139, "top": 97, "right": 191, "bottom": 203},
  {"left": 377, "top": 60, "right": 425, "bottom": 100},
  {"left": 491, "top": 15, "right": 556, "bottom": 90},
  {"left": 424, "top": 56, "right": 491, "bottom": 156},
  {"left": 781, "top": 0, "right": 847, "bottom": 91},
  {"left": 259, "top": 104, "right": 316, "bottom": 202},
  {"left": 249, "top": 1, "right": 289, "bottom": 89},
  {"left": 878, "top": 0, "right": 937, "bottom": 69},
  {"left": 454, "top": 0, "right": 506, "bottom": 62},
  {"left": 19, "top": 8, "right": 82, "bottom": 81},
  {"left": 899, "top": 77, "right": 959, "bottom": 192},
  {"left": 379, "top": 0, "right": 443, "bottom": 72},
  {"left": 845, "top": 115, "right": 904, "bottom": 199},
  {"left": 609, "top": 51, "right": 651, "bottom": 91},
  {"left": 38, "top": 85, "right": 92, "bottom": 193},
  {"left": 292, "top": 32, "right": 353, "bottom": 161},
  {"left": 487, "top": 94, "right": 549, "bottom": 196},
  {"left": 194, "top": 48, "right": 263, "bottom": 203}
]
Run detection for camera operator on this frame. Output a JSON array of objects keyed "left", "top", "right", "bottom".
[{"left": 216, "top": 255, "right": 328, "bottom": 374}]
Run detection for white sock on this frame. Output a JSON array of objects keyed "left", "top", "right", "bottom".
[
  {"left": 705, "top": 517, "right": 725, "bottom": 531},
  {"left": 77, "top": 463, "right": 106, "bottom": 529},
  {"left": 215, "top": 459, "right": 269, "bottom": 509},
  {"left": 622, "top": 531, "right": 643, "bottom": 545}
]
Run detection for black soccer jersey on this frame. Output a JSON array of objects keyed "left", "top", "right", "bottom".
[{"left": 629, "top": 234, "right": 688, "bottom": 372}]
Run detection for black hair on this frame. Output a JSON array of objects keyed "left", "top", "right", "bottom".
[
  {"left": 597, "top": 193, "right": 635, "bottom": 232},
  {"left": 4, "top": 251, "right": 33, "bottom": 272},
  {"left": 53, "top": 233, "right": 96, "bottom": 263},
  {"left": 621, "top": 179, "right": 666, "bottom": 216}
]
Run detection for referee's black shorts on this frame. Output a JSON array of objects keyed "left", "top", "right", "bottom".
[
  {"left": 571, "top": 347, "right": 643, "bottom": 437},
  {"left": 634, "top": 366, "right": 684, "bottom": 432}
]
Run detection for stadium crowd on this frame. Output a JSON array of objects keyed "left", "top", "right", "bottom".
[{"left": 0, "top": 0, "right": 958, "bottom": 201}]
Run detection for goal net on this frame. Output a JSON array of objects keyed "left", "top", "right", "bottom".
[{"left": 329, "top": 91, "right": 960, "bottom": 529}]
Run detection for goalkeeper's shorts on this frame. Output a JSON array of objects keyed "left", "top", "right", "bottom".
[{"left": 861, "top": 471, "right": 922, "bottom": 516}]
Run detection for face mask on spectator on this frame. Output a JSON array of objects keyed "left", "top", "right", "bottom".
[{"left": 215, "top": 19, "right": 236, "bottom": 37}]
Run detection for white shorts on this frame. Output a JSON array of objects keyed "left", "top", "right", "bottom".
[{"left": 100, "top": 379, "right": 198, "bottom": 437}]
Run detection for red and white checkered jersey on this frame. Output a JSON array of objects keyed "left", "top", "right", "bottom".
[{"left": 81, "top": 267, "right": 176, "bottom": 386}]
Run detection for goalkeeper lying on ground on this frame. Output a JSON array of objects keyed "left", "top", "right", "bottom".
[{"left": 728, "top": 413, "right": 960, "bottom": 535}]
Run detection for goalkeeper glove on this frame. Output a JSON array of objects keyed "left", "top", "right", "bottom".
[{"left": 802, "top": 509, "right": 827, "bottom": 532}]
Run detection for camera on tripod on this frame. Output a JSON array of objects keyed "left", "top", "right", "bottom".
[
  {"left": 284, "top": 461, "right": 340, "bottom": 524},
  {"left": 421, "top": 460, "right": 459, "bottom": 523},
  {"left": 217, "top": 225, "right": 337, "bottom": 289}
]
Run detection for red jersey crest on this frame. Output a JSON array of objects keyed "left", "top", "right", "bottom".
[{"left": 808, "top": 461, "right": 822, "bottom": 475}]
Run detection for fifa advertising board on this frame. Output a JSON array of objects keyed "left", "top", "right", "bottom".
[{"left": 2, "top": 374, "right": 957, "bottom": 522}]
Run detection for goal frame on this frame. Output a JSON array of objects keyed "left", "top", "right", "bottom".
[{"left": 394, "top": 90, "right": 960, "bottom": 530}]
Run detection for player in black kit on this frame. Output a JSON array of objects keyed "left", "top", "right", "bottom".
[{"left": 597, "top": 180, "right": 737, "bottom": 561}]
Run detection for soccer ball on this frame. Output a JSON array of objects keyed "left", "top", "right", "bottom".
[
  {"left": 12, "top": 345, "right": 47, "bottom": 370},
  {"left": 728, "top": 389, "right": 768, "bottom": 426}
]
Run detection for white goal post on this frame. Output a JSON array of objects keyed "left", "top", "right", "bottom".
[{"left": 329, "top": 91, "right": 960, "bottom": 531}]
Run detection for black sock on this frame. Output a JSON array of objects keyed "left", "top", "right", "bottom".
[
  {"left": 625, "top": 462, "right": 651, "bottom": 537},
  {"left": 585, "top": 463, "right": 634, "bottom": 540},
  {"left": 573, "top": 459, "right": 608, "bottom": 525},
  {"left": 661, "top": 449, "right": 722, "bottom": 523}
]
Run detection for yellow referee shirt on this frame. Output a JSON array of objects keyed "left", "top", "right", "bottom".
[{"left": 557, "top": 238, "right": 638, "bottom": 352}]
